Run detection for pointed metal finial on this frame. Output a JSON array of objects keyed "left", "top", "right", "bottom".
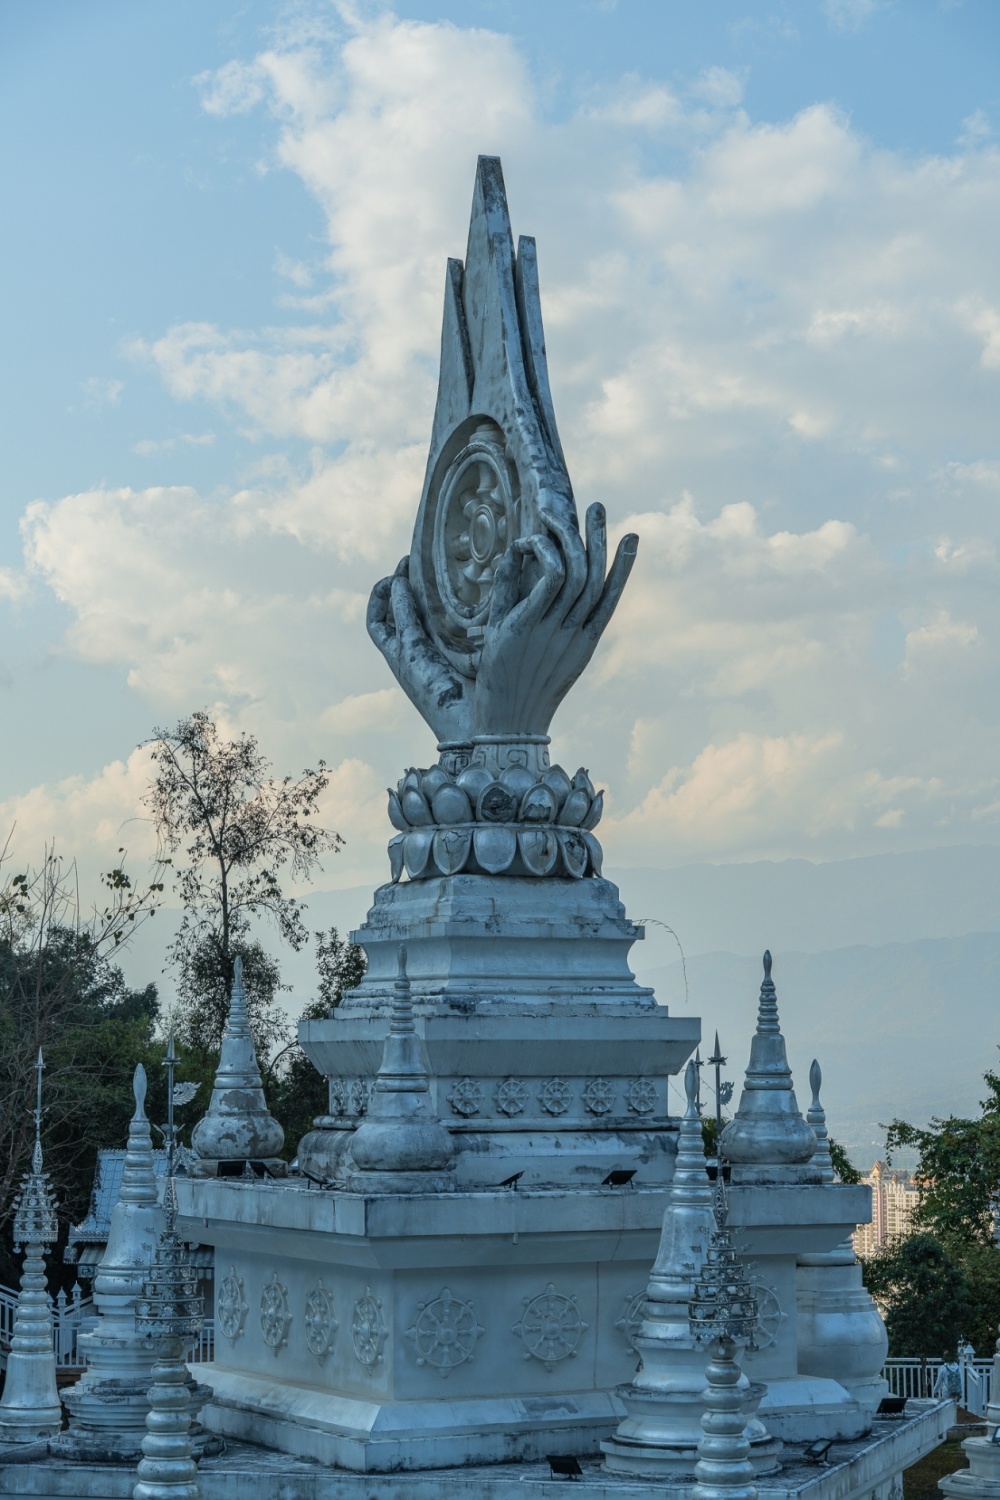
[
  {"left": 134, "top": 1061, "right": 148, "bottom": 1113},
  {"left": 391, "top": 943, "right": 415, "bottom": 1036},
  {"left": 755, "top": 949, "right": 779, "bottom": 1034},
  {"left": 684, "top": 1057, "right": 698, "bottom": 1109},
  {"left": 806, "top": 1057, "right": 834, "bottom": 1183},
  {"left": 32, "top": 1048, "right": 44, "bottom": 1168},
  {"left": 809, "top": 1058, "right": 822, "bottom": 1109}
]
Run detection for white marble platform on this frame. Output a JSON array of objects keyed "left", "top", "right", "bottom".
[{"left": 0, "top": 1403, "right": 955, "bottom": 1500}]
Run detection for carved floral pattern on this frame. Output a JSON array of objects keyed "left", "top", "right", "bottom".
[
  {"left": 495, "top": 1078, "right": 528, "bottom": 1116},
  {"left": 539, "top": 1078, "right": 572, "bottom": 1116},
  {"left": 583, "top": 1077, "right": 615, "bottom": 1116},
  {"left": 626, "top": 1079, "right": 657, "bottom": 1115},
  {"left": 352, "top": 1287, "right": 387, "bottom": 1370},
  {"left": 329, "top": 1079, "right": 346, "bottom": 1116},
  {"left": 616, "top": 1290, "right": 646, "bottom": 1353},
  {"left": 304, "top": 1279, "right": 338, "bottom": 1363},
  {"left": 217, "top": 1267, "right": 248, "bottom": 1346},
  {"left": 406, "top": 1289, "right": 484, "bottom": 1377},
  {"left": 513, "top": 1282, "right": 587, "bottom": 1371},
  {"left": 351, "top": 1079, "right": 370, "bottom": 1116},
  {"left": 259, "top": 1272, "right": 292, "bottom": 1356},
  {"left": 447, "top": 1078, "right": 483, "bottom": 1118}
]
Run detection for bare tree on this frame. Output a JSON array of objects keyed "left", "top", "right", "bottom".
[{"left": 144, "top": 712, "right": 342, "bottom": 1055}]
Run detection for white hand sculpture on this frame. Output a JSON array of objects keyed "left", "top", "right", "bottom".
[{"left": 367, "top": 502, "right": 638, "bottom": 745}]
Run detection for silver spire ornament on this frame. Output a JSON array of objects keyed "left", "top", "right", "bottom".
[
  {"left": 0, "top": 1049, "right": 63, "bottom": 1442},
  {"left": 133, "top": 1037, "right": 207, "bottom": 1500},
  {"left": 688, "top": 1176, "right": 759, "bottom": 1500}
]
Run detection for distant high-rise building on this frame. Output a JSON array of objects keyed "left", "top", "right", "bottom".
[{"left": 853, "top": 1160, "right": 921, "bottom": 1257}]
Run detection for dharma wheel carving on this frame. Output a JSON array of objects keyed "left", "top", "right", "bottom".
[
  {"left": 259, "top": 1272, "right": 291, "bottom": 1356},
  {"left": 352, "top": 1287, "right": 387, "bottom": 1370},
  {"left": 616, "top": 1290, "right": 646, "bottom": 1353},
  {"left": 495, "top": 1078, "right": 528, "bottom": 1116},
  {"left": 304, "top": 1279, "right": 338, "bottom": 1363},
  {"left": 539, "top": 1078, "right": 572, "bottom": 1116},
  {"left": 405, "top": 1288, "right": 484, "bottom": 1377},
  {"left": 583, "top": 1077, "right": 615, "bottom": 1116},
  {"left": 217, "top": 1267, "right": 248, "bottom": 1346},
  {"left": 513, "top": 1282, "right": 587, "bottom": 1371}
]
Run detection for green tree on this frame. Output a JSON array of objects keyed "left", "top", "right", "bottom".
[
  {"left": 885, "top": 1065, "right": 1000, "bottom": 1245},
  {"left": 863, "top": 1234, "right": 974, "bottom": 1387},
  {"left": 145, "top": 712, "right": 342, "bottom": 1059},
  {"left": 829, "top": 1138, "right": 861, "bottom": 1184},
  {"left": 268, "top": 927, "right": 366, "bottom": 1159},
  {"left": 0, "top": 844, "right": 164, "bottom": 1284}
]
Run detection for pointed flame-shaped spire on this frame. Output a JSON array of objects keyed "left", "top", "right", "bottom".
[
  {"left": 807, "top": 1059, "right": 835, "bottom": 1184},
  {"left": 719, "top": 951, "right": 818, "bottom": 1183},
  {"left": 190, "top": 954, "right": 285, "bottom": 1174},
  {"left": 349, "top": 945, "right": 455, "bottom": 1188}
]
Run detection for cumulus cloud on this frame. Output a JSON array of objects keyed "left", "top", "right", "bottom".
[{"left": 10, "top": 5, "right": 1000, "bottom": 880}]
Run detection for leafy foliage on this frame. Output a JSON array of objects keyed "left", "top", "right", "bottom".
[
  {"left": 145, "top": 712, "right": 342, "bottom": 1057},
  {"left": 829, "top": 1137, "right": 861, "bottom": 1184},
  {"left": 268, "top": 928, "right": 367, "bottom": 1158},
  {"left": 885, "top": 1065, "right": 1000, "bottom": 1245},
  {"left": 0, "top": 843, "right": 165, "bottom": 1285},
  {"left": 863, "top": 1234, "right": 974, "bottom": 1363},
  {"left": 173, "top": 933, "right": 289, "bottom": 1058}
]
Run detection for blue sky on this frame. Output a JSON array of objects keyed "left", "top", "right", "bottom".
[{"left": 2, "top": 0, "right": 1000, "bottom": 908}]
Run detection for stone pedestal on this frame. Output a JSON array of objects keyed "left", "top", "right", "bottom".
[
  {"left": 939, "top": 1437, "right": 1000, "bottom": 1500},
  {"left": 300, "top": 876, "right": 698, "bottom": 1190},
  {"left": 178, "top": 1176, "right": 669, "bottom": 1472}
]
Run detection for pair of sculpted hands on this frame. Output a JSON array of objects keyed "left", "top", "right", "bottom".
[{"left": 368, "top": 502, "right": 638, "bottom": 745}]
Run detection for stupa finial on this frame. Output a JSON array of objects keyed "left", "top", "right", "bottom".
[
  {"left": 719, "top": 951, "right": 819, "bottom": 1183},
  {"left": 190, "top": 949, "right": 286, "bottom": 1177},
  {"left": 348, "top": 943, "right": 455, "bottom": 1190},
  {"left": 807, "top": 1058, "right": 835, "bottom": 1183}
]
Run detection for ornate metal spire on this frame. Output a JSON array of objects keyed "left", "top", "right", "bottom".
[
  {"left": 0, "top": 1048, "right": 62, "bottom": 1442},
  {"left": 134, "top": 1070, "right": 204, "bottom": 1500},
  {"left": 688, "top": 1181, "right": 759, "bottom": 1500}
]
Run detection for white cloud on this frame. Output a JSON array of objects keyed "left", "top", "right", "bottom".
[
  {"left": 823, "top": 0, "right": 883, "bottom": 32},
  {"left": 13, "top": 6, "right": 1000, "bottom": 875},
  {"left": 80, "top": 376, "right": 123, "bottom": 407}
]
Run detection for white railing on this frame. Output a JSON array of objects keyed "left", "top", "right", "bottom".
[
  {"left": 0, "top": 1283, "right": 213, "bottom": 1373},
  {"left": 0, "top": 1280, "right": 94, "bottom": 1372},
  {"left": 188, "top": 1319, "right": 214, "bottom": 1364},
  {"left": 883, "top": 1356, "right": 993, "bottom": 1416}
]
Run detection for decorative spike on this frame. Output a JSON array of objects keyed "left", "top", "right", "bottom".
[{"left": 806, "top": 1059, "right": 835, "bottom": 1184}]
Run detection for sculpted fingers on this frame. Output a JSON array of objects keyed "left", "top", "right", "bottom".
[
  {"left": 586, "top": 531, "right": 639, "bottom": 637},
  {"left": 566, "top": 502, "right": 608, "bottom": 628},
  {"left": 488, "top": 544, "right": 521, "bottom": 626},
  {"left": 510, "top": 533, "right": 565, "bottom": 627},
  {"left": 366, "top": 575, "right": 396, "bottom": 655},
  {"left": 544, "top": 509, "right": 587, "bottom": 615}
]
